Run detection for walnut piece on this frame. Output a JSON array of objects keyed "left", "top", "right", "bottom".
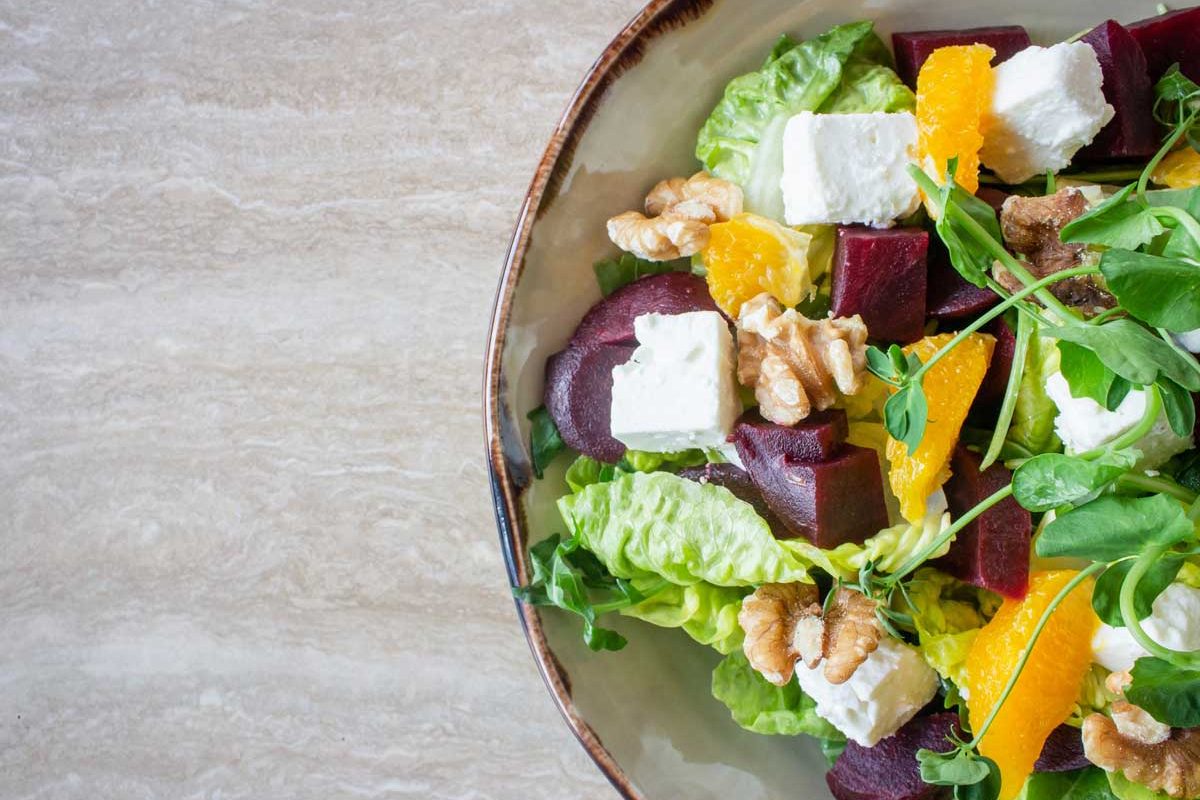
[
  {"left": 998, "top": 188, "right": 1115, "bottom": 314},
  {"left": 738, "top": 584, "right": 881, "bottom": 687},
  {"left": 738, "top": 582, "right": 820, "bottom": 686},
  {"left": 736, "top": 293, "right": 868, "bottom": 426},
  {"left": 1083, "top": 712, "right": 1200, "bottom": 798},
  {"left": 607, "top": 171, "right": 743, "bottom": 261}
]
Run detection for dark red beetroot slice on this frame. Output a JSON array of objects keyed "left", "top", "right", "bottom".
[
  {"left": 832, "top": 227, "right": 929, "bottom": 344},
  {"left": 976, "top": 187, "right": 1011, "bottom": 215},
  {"left": 1034, "top": 725, "right": 1090, "bottom": 773},
  {"left": 1128, "top": 6, "right": 1200, "bottom": 82},
  {"left": 731, "top": 409, "right": 849, "bottom": 463},
  {"left": 570, "top": 272, "right": 720, "bottom": 348},
  {"left": 827, "top": 712, "right": 959, "bottom": 800},
  {"left": 933, "top": 445, "right": 1031, "bottom": 599},
  {"left": 972, "top": 317, "right": 1017, "bottom": 416},
  {"left": 926, "top": 239, "right": 1000, "bottom": 322},
  {"left": 892, "top": 26, "right": 1031, "bottom": 89},
  {"left": 543, "top": 344, "right": 634, "bottom": 463},
  {"left": 1077, "top": 20, "right": 1159, "bottom": 162},
  {"left": 739, "top": 446, "right": 890, "bottom": 548},
  {"left": 677, "top": 462, "right": 783, "bottom": 531}
]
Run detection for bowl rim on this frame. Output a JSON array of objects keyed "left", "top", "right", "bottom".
[{"left": 482, "top": 1, "right": 714, "bottom": 797}]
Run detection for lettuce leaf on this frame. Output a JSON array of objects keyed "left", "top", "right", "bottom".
[
  {"left": 819, "top": 33, "right": 915, "bottom": 115},
  {"left": 1070, "top": 664, "right": 1116, "bottom": 726},
  {"left": 559, "top": 471, "right": 813, "bottom": 586},
  {"left": 906, "top": 568, "right": 1001, "bottom": 686},
  {"left": 711, "top": 651, "right": 843, "bottom": 737},
  {"left": 1009, "top": 333, "right": 1063, "bottom": 456},
  {"left": 1107, "top": 772, "right": 1170, "bottom": 800},
  {"left": 1016, "top": 769, "right": 1120, "bottom": 800},
  {"left": 695, "top": 21, "right": 878, "bottom": 221},
  {"left": 621, "top": 581, "right": 748, "bottom": 654}
]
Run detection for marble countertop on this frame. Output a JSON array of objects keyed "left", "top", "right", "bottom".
[{"left": 2, "top": 1, "right": 642, "bottom": 796}]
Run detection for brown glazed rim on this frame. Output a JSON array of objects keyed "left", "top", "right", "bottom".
[{"left": 483, "top": 1, "right": 714, "bottom": 797}]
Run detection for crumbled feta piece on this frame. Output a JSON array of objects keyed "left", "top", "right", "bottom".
[
  {"left": 1093, "top": 582, "right": 1200, "bottom": 672},
  {"left": 781, "top": 111, "right": 921, "bottom": 228},
  {"left": 1044, "top": 372, "right": 1191, "bottom": 468},
  {"left": 980, "top": 43, "right": 1115, "bottom": 184},
  {"left": 1173, "top": 329, "right": 1200, "bottom": 354},
  {"left": 794, "top": 636, "right": 939, "bottom": 746},
  {"left": 610, "top": 311, "right": 740, "bottom": 452}
]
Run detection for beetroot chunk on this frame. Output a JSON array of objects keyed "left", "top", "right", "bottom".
[
  {"left": 1077, "top": 20, "right": 1159, "bottom": 162},
  {"left": 731, "top": 410, "right": 849, "bottom": 463},
  {"left": 1034, "top": 725, "right": 1090, "bottom": 773},
  {"left": 933, "top": 445, "right": 1031, "bottom": 599},
  {"left": 892, "top": 26, "right": 1031, "bottom": 88},
  {"left": 737, "top": 444, "right": 890, "bottom": 547},
  {"left": 570, "top": 272, "right": 719, "bottom": 348},
  {"left": 973, "top": 317, "right": 1017, "bottom": 415},
  {"left": 543, "top": 344, "right": 634, "bottom": 463},
  {"left": 1128, "top": 6, "right": 1200, "bottom": 82},
  {"left": 826, "top": 712, "right": 959, "bottom": 800},
  {"left": 831, "top": 227, "right": 929, "bottom": 344},
  {"left": 677, "top": 462, "right": 783, "bottom": 531},
  {"left": 926, "top": 242, "right": 1000, "bottom": 322}
]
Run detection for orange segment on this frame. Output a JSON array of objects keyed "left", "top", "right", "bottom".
[
  {"left": 916, "top": 44, "right": 996, "bottom": 198},
  {"left": 702, "top": 214, "right": 826, "bottom": 317},
  {"left": 1153, "top": 147, "right": 1200, "bottom": 189},
  {"left": 965, "top": 571, "right": 1098, "bottom": 800},
  {"left": 886, "top": 333, "right": 994, "bottom": 522}
]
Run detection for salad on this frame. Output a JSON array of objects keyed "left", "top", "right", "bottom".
[{"left": 516, "top": 8, "right": 1200, "bottom": 800}]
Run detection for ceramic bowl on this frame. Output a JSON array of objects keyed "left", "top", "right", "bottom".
[{"left": 485, "top": 0, "right": 1151, "bottom": 796}]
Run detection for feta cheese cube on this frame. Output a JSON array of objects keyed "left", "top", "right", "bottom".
[
  {"left": 610, "top": 311, "right": 740, "bottom": 452},
  {"left": 1093, "top": 582, "right": 1200, "bottom": 672},
  {"left": 980, "top": 43, "right": 1115, "bottom": 184},
  {"left": 1044, "top": 372, "right": 1191, "bottom": 468},
  {"left": 1173, "top": 328, "right": 1200, "bottom": 353},
  {"left": 781, "top": 111, "right": 921, "bottom": 228},
  {"left": 794, "top": 636, "right": 939, "bottom": 746}
]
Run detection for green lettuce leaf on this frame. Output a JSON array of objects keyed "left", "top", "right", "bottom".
[
  {"left": 1107, "top": 772, "right": 1171, "bottom": 800},
  {"left": 559, "top": 472, "right": 813, "bottom": 586},
  {"left": 819, "top": 33, "right": 915, "bottom": 114},
  {"left": 620, "top": 449, "right": 711, "bottom": 473},
  {"left": 621, "top": 581, "right": 748, "bottom": 654},
  {"left": 564, "top": 455, "right": 616, "bottom": 493},
  {"left": 1016, "top": 768, "right": 1118, "bottom": 800},
  {"left": 695, "top": 21, "right": 883, "bottom": 220},
  {"left": 1009, "top": 334, "right": 1063, "bottom": 456},
  {"left": 1070, "top": 664, "right": 1117, "bottom": 726},
  {"left": 905, "top": 568, "right": 1001, "bottom": 686},
  {"left": 711, "top": 651, "right": 843, "bottom": 737}
]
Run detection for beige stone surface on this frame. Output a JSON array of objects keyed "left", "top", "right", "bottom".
[{"left": 1, "top": 1, "right": 642, "bottom": 796}]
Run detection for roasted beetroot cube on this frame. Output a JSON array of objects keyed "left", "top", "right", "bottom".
[
  {"left": 678, "top": 462, "right": 783, "bottom": 531},
  {"left": 742, "top": 445, "right": 889, "bottom": 547},
  {"left": 973, "top": 317, "right": 1017, "bottom": 415},
  {"left": 1076, "top": 20, "right": 1159, "bottom": 162},
  {"left": 827, "top": 713, "right": 960, "bottom": 800},
  {"left": 570, "top": 272, "right": 719, "bottom": 348},
  {"left": 1128, "top": 6, "right": 1200, "bottom": 82},
  {"left": 976, "top": 187, "right": 1012, "bottom": 214},
  {"left": 926, "top": 238, "right": 1000, "bottom": 321},
  {"left": 543, "top": 343, "right": 634, "bottom": 463},
  {"left": 832, "top": 227, "right": 928, "bottom": 344},
  {"left": 933, "top": 445, "right": 1031, "bottom": 599},
  {"left": 1035, "top": 725, "right": 1090, "bottom": 774},
  {"left": 731, "top": 409, "right": 849, "bottom": 463},
  {"left": 892, "top": 26, "right": 1031, "bottom": 88}
]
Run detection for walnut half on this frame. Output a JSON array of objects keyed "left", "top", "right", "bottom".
[
  {"left": 738, "top": 584, "right": 881, "bottom": 687},
  {"left": 736, "top": 293, "right": 869, "bottom": 426},
  {"left": 1084, "top": 711, "right": 1200, "bottom": 798},
  {"left": 606, "top": 171, "right": 743, "bottom": 261}
]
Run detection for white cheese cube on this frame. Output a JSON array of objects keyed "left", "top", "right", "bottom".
[
  {"left": 1173, "top": 329, "right": 1200, "bottom": 354},
  {"left": 1044, "top": 372, "right": 1191, "bottom": 468},
  {"left": 1093, "top": 583, "right": 1200, "bottom": 672},
  {"left": 781, "top": 111, "right": 921, "bottom": 228},
  {"left": 610, "top": 311, "right": 740, "bottom": 452},
  {"left": 794, "top": 636, "right": 939, "bottom": 746},
  {"left": 980, "top": 43, "right": 1115, "bottom": 184}
]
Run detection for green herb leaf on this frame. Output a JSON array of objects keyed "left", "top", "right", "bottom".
[
  {"left": 1106, "top": 376, "right": 1134, "bottom": 412},
  {"left": 934, "top": 161, "right": 1004, "bottom": 288},
  {"left": 1016, "top": 768, "right": 1119, "bottom": 800},
  {"left": 884, "top": 382, "right": 928, "bottom": 455},
  {"left": 1091, "top": 557, "right": 1181, "bottom": 627},
  {"left": 1159, "top": 378, "right": 1197, "bottom": 438},
  {"left": 1011, "top": 450, "right": 1137, "bottom": 512},
  {"left": 1161, "top": 188, "right": 1200, "bottom": 263},
  {"left": 1100, "top": 249, "right": 1200, "bottom": 332},
  {"left": 527, "top": 406, "right": 566, "bottom": 479},
  {"left": 1058, "top": 341, "right": 1117, "bottom": 406},
  {"left": 1126, "top": 656, "right": 1200, "bottom": 727},
  {"left": 866, "top": 345, "right": 898, "bottom": 382},
  {"left": 593, "top": 253, "right": 684, "bottom": 297},
  {"left": 1048, "top": 319, "right": 1200, "bottom": 392},
  {"left": 1035, "top": 493, "right": 1195, "bottom": 561},
  {"left": 1059, "top": 185, "right": 1167, "bottom": 250},
  {"left": 1009, "top": 329, "right": 1063, "bottom": 455},
  {"left": 954, "top": 758, "right": 1002, "bottom": 800},
  {"left": 918, "top": 749, "right": 992, "bottom": 787}
]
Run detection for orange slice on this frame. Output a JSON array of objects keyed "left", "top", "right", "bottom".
[
  {"left": 1153, "top": 147, "right": 1200, "bottom": 189},
  {"left": 916, "top": 44, "right": 996, "bottom": 198},
  {"left": 702, "top": 214, "right": 825, "bottom": 317}
]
